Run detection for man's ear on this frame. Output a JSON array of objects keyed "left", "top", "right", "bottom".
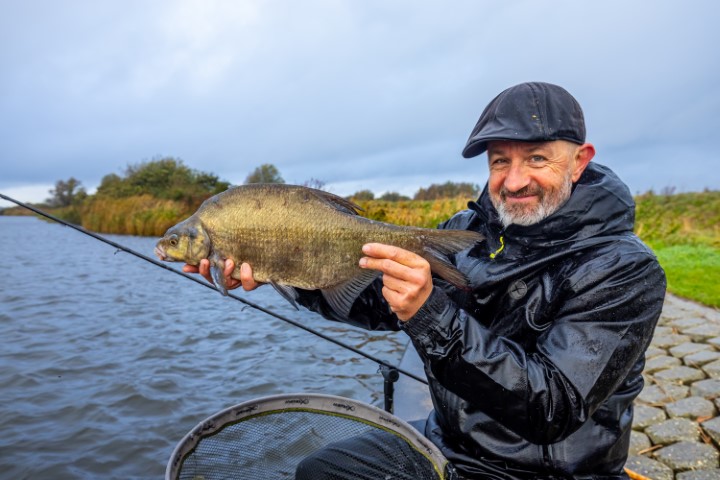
[{"left": 571, "top": 143, "right": 595, "bottom": 182}]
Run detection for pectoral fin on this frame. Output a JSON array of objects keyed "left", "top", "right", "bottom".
[
  {"left": 209, "top": 253, "right": 228, "bottom": 296},
  {"left": 321, "top": 270, "right": 380, "bottom": 318},
  {"left": 270, "top": 281, "right": 300, "bottom": 310}
]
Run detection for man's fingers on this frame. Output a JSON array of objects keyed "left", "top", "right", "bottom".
[
  {"left": 362, "top": 243, "right": 427, "bottom": 267},
  {"left": 224, "top": 259, "right": 235, "bottom": 277},
  {"left": 240, "top": 263, "right": 260, "bottom": 291},
  {"left": 359, "top": 245, "right": 431, "bottom": 284},
  {"left": 359, "top": 256, "right": 414, "bottom": 278},
  {"left": 359, "top": 243, "right": 434, "bottom": 321},
  {"left": 183, "top": 258, "right": 247, "bottom": 291},
  {"left": 381, "top": 273, "right": 415, "bottom": 294},
  {"left": 198, "top": 259, "right": 212, "bottom": 282}
]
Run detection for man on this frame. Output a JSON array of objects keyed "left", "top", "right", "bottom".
[{"left": 187, "top": 82, "right": 666, "bottom": 479}]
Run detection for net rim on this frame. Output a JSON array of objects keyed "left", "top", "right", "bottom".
[{"left": 165, "top": 392, "right": 449, "bottom": 480}]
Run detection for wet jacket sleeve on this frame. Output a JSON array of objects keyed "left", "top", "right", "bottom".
[{"left": 401, "top": 245, "right": 666, "bottom": 444}]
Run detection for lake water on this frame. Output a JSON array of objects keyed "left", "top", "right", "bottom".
[{"left": 0, "top": 216, "right": 409, "bottom": 479}]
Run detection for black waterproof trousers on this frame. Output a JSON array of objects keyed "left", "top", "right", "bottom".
[{"left": 293, "top": 423, "right": 630, "bottom": 480}]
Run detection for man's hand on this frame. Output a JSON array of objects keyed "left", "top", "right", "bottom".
[
  {"left": 358, "top": 243, "right": 433, "bottom": 321},
  {"left": 182, "top": 259, "right": 262, "bottom": 291}
]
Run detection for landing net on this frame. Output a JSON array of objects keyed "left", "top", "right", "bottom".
[{"left": 167, "top": 393, "right": 454, "bottom": 480}]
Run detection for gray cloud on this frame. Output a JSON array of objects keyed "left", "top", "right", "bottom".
[{"left": 1, "top": 0, "right": 718, "bottom": 208}]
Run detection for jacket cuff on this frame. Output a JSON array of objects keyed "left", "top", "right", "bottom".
[{"left": 401, "top": 287, "right": 453, "bottom": 338}]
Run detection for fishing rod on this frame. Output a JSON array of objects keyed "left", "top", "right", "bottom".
[{"left": 0, "top": 192, "right": 428, "bottom": 387}]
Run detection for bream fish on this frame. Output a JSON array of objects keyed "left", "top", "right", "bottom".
[{"left": 155, "top": 184, "right": 483, "bottom": 317}]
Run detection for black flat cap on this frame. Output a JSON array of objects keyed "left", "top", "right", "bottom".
[{"left": 462, "top": 82, "right": 586, "bottom": 158}]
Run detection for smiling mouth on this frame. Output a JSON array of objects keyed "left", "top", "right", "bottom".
[{"left": 505, "top": 195, "right": 538, "bottom": 203}]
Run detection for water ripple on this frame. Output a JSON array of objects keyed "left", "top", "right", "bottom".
[{"left": 0, "top": 217, "right": 406, "bottom": 478}]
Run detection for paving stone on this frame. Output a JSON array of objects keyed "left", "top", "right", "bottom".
[
  {"left": 654, "top": 366, "right": 706, "bottom": 384},
  {"left": 676, "top": 470, "right": 720, "bottom": 480},
  {"left": 704, "top": 360, "right": 720, "bottom": 379},
  {"left": 702, "top": 417, "right": 720, "bottom": 445},
  {"left": 685, "top": 324, "right": 720, "bottom": 342},
  {"left": 654, "top": 441, "right": 720, "bottom": 471},
  {"left": 646, "top": 418, "right": 700, "bottom": 444},
  {"left": 645, "top": 355, "right": 683, "bottom": 374},
  {"left": 637, "top": 383, "right": 690, "bottom": 405},
  {"left": 624, "top": 455, "right": 674, "bottom": 480},
  {"left": 658, "top": 312, "right": 679, "bottom": 325},
  {"left": 668, "top": 317, "right": 712, "bottom": 331},
  {"left": 652, "top": 333, "right": 692, "bottom": 349},
  {"left": 666, "top": 397, "right": 717, "bottom": 420},
  {"left": 671, "top": 342, "right": 715, "bottom": 359},
  {"left": 655, "top": 326, "right": 677, "bottom": 336},
  {"left": 709, "top": 337, "right": 720, "bottom": 349},
  {"left": 664, "top": 296, "right": 720, "bottom": 323},
  {"left": 692, "top": 379, "right": 720, "bottom": 400},
  {"left": 633, "top": 404, "right": 668, "bottom": 430},
  {"left": 629, "top": 430, "right": 652, "bottom": 456},
  {"left": 686, "top": 350, "right": 720, "bottom": 368},
  {"left": 645, "top": 345, "right": 668, "bottom": 360}
]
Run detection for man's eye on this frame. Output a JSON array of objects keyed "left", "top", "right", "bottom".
[{"left": 531, "top": 155, "right": 545, "bottom": 162}]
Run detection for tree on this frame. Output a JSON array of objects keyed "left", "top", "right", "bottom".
[
  {"left": 378, "top": 191, "right": 410, "bottom": 202},
  {"left": 348, "top": 189, "right": 375, "bottom": 201},
  {"left": 245, "top": 164, "right": 285, "bottom": 184},
  {"left": 414, "top": 181, "right": 480, "bottom": 200},
  {"left": 95, "top": 157, "right": 230, "bottom": 202},
  {"left": 47, "top": 177, "right": 87, "bottom": 207}
]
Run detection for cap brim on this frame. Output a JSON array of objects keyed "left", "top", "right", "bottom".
[
  {"left": 461, "top": 139, "right": 487, "bottom": 158},
  {"left": 462, "top": 136, "right": 516, "bottom": 158},
  {"left": 462, "top": 135, "right": 585, "bottom": 159}
]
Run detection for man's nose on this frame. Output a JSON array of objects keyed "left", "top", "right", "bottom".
[{"left": 503, "top": 162, "right": 531, "bottom": 192}]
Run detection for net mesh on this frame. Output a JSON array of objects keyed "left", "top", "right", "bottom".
[{"left": 168, "top": 395, "right": 449, "bottom": 480}]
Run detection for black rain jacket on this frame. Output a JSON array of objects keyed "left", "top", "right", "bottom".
[{"left": 297, "top": 163, "right": 666, "bottom": 479}]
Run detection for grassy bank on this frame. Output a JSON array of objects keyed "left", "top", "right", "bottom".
[
  {"left": 634, "top": 191, "right": 720, "bottom": 308},
  {"left": 79, "top": 195, "right": 199, "bottom": 236},
  {"left": 653, "top": 245, "right": 720, "bottom": 308},
  {"left": 355, "top": 197, "right": 470, "bottom": 228}
]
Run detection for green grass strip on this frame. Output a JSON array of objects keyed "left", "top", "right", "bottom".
[{"left": 652, "top": 244, "right": 720, "bottom": 309}]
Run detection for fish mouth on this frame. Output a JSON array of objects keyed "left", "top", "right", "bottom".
[{"left": 154, "top": 246, "right": 168, "bottom": 261}]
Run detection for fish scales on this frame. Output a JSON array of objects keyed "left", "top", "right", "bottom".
[
  {"left": 196, "top": 186, "right": 424, "bottom": 289},
  {"left": 155, "top": 184, "right": 483, "bottom": 316}
]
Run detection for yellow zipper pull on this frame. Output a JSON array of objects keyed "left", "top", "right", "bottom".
[{"left": 489, "top": 235, "right": 505, "bottom": 259}]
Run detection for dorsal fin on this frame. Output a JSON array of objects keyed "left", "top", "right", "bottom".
[{"left": 308, "top": 188, "right": 364, "bottom": 216}]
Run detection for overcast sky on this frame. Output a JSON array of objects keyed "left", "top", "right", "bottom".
[{"left": 1, "top": 0, "right": 718, "bottom": 208}]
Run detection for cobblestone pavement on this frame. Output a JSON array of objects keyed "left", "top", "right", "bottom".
[{"left": 625, "top": 294, "right": 720, "bottom": 480}]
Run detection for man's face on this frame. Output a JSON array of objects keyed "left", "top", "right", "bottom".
[{"left": 486, "top": 140, "right": 593, "bottom": 227}]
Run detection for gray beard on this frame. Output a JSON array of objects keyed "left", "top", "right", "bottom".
[{"left": 492, "top": 173, "right": 573, "bottom": 228}]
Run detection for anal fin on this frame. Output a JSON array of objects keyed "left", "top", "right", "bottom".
[{"left": 321, "top": 270, "right": 380, "bottom": 318}]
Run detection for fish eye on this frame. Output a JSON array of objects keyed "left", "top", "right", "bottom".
[{"left": 169, "top": 234, "right": 179, "bottom": 247}]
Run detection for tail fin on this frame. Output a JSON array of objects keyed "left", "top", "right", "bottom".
[{"left": 419, "top": 229, "right": 484, "bottom": 289}]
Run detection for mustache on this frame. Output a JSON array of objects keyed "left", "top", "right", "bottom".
[{"left": 500, "top": 184, "right": 543, "bottom": 199}]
